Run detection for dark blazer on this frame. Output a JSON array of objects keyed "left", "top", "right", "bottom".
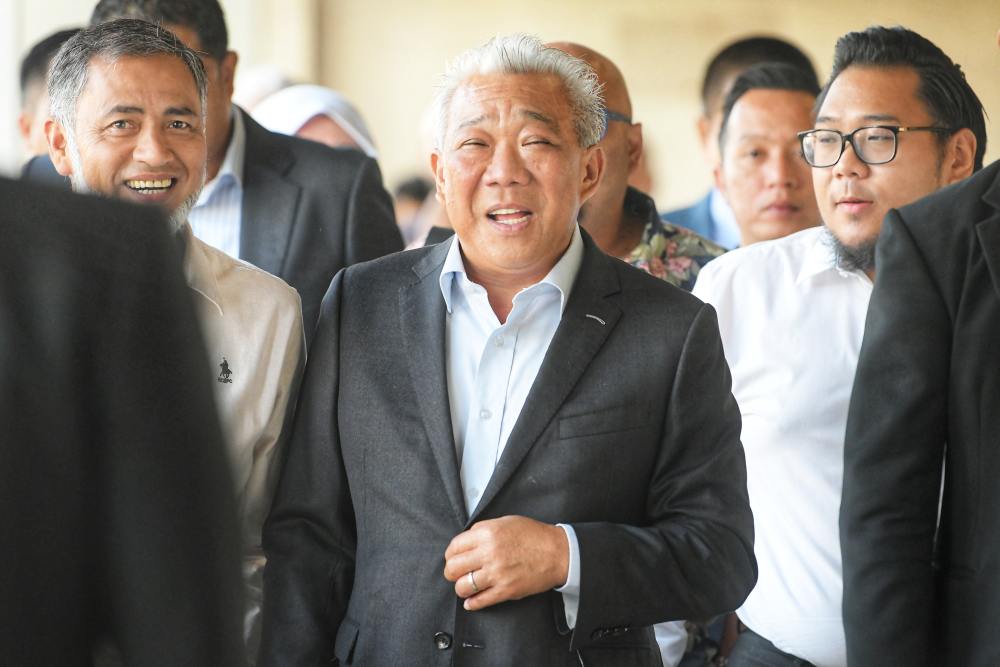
[
  {"left": 19, "top": 110, "right": 405, "bottom": 340},
  {"left": 0, "top": 178, "right": 245, "bottom": 666},
  {"left": 842, "top": 160, "right": 1000, "bottom": 666},
  {"left": 237, "top": 110, "right": 404, "bottom": 338},
  {"left": 260, "top": 232, "right": 756, "bottom": 666}
]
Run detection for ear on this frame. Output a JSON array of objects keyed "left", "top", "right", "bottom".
[
  {"left": 45, "top": 118, "right": 75, "bottom": 177},
  {"left": 17, "top": 111, "right": 32, "bottom": 143},
  {"left": 220, "top": 51, "right": 238, "bottom": 101},
  {"left": 430, "top": 150, "right": 446, "bottom": 204},
  {"left": 625, "top": 122, "right": 644, "bottom": 175},
  {"left": 712, "top": 161, "right": 726, "bottom": 196},
  {"left": 578, "top": 144, "right": 606, "bottom": 205},
  {"left": 696, "top": 114, "right": 711, "bottom": 148},
  {"left": 942, "top": 127, "right": 977, "bottom": 184}
]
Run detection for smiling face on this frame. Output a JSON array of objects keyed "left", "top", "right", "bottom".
[
  {"left": 431, "top": 72, "right": 603, "bottom": 288},
  {"left": 47, "top": 53, "right": 206, "bottom": 224},
  {"left": 716, "top": 88, "right": 820, "bottom": 246},
  {"left": 812, "top": 65, "right": 952, "bottom": 252}
]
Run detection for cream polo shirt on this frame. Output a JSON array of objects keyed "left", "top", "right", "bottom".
[{"left": 181, "top": 222, "right": 305, "bottom": 643}]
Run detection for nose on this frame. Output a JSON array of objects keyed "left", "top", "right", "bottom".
[
  {"left": 767, "top": 151, "right": 800, "bottom": 188},
  {"left": 133, "top": 125, "right": 172, "bottom": 166},
  {"left": 484, "top": 141, "right": 529, "bottom": 187},
  {"left": 832, "top": 138, "right": 870, "bottom": 179}
]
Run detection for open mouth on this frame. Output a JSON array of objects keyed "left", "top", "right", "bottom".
[
  {"left": 125, "top": 178, "right": 176, "bottom": 195},
  {"left": 487, "top": 207, "right": 532, "bottom": 225}
]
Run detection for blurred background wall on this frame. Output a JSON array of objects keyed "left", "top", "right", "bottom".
[{"left": 4, "top": 0, "right": 998, "bottom": 210}]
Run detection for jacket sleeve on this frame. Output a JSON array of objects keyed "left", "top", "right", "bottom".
[
  {"left": 259, "top": 270, "right": 355, "bottom": 666},
  {"left": 343, "top": 156, "right": 404, "bottom": 266},
  {"left": 570, "top": 302, "right": 757, "bottom": 650},
  {"left": 840, "top": 209, "right": 949, "bottom": 665}
]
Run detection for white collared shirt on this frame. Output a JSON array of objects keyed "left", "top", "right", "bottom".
[
  {"left": 181, "top": 222, "right": 305, "bottom": 646},
  {"left": 189, "top": 107, "right": 245, "bottom": 258},
  {"left": 438, "top": 226, "right": 584, "bottom": 627},
  {"left": 693, "top": 226, "right": 872, "bottom": 667}
]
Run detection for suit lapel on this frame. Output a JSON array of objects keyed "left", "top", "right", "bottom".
[
  {"left": 976, "top": 164, "right": 1000, "bottom": 303},
  {"left": 469, "top": 236, "right": 622, "bottom": 524},
  {"left": 239, "top": 110, "right": 300, "bottom": 276},
  {"left": 399, "top": 243, "right": 468, "bottom": 526}
]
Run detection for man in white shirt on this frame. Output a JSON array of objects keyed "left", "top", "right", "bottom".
[
  {"left": 260, "top": 34, "right": 755, "bottom": 667},
  {"left": 693, "top": 26, "right": 984, "bottom": 667},
  {"left": 44, "top": 19, "right": 305, "bottom": 655}
]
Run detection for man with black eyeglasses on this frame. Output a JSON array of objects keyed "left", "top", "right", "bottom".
[{"left": 692, "top": 26, "right": 984, "bottom": 667}]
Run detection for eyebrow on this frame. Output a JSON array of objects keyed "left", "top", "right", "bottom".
[
  {"left": 454, "top": 110, "right": 560, "bottom": 133},
  {"left": 815, "top": 113, "right": 901, "bottom": 124},
  {"left": 103, "top": 105, "right": 198, "bottom": 117}
]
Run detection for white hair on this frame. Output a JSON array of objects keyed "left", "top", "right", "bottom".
[{"left": 433, "top": 33, "right": 605, "bottom": 150}]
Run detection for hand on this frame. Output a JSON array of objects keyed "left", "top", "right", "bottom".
[{"left": 443, "top": 515, "right": 569, "bottom": 611}]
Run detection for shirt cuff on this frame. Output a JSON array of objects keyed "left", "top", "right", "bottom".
[{"left": 554, "top": 523, "right": 580, "bottom": 629}]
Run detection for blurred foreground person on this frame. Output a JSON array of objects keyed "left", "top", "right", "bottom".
[{"left": 0, "top": 176, "right": 245, "bottom": 666}]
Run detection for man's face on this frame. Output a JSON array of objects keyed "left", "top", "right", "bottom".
[
  {"left": 163, "top": 23, "right": 236, "bottom": 172},
  {"left": 48, "top": 54, "right": 206, "bottom": 223},
  {"left": 716, "top": 88, "right": 820, "bottom": 245},
  {"left": 812, "top": 65, "right": 949, "bottom": 253},
  {"left": 431, "top": 73, "right": 603, "bottom": 286}
]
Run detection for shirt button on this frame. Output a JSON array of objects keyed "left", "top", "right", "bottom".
[
  {"left": 434, "top": 631, "right": 452, "bottom": 650},
  {"left": 494, "top": 335, "right": 505, "bottom": 347},
  {"left": 479, "top": 408, "right": 492, "bottom": 420}
]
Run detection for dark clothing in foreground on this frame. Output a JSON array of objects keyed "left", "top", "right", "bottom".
[
  {"left": 842, "top": 159, "right": 1000, "bottom": 666},
  {"left": 0, "top": 177, "right": 246, "bottom": 667}
]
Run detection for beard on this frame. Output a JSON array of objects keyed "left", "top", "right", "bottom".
[
  {"left": 66, "top": 134, "right": 205, "bottom": 234},
  {"left": 823, "top": 226, "right": 876, "bottom": 274}
]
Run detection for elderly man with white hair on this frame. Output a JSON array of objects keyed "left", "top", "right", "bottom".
[{"left": 259, "top": 34, "right": 756, "bottom": 667}]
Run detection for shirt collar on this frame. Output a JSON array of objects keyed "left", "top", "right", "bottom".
[
  {"left": 796, "top": 226, "right": 868, "bottom": 285},
  {"left": 196, "top": 106, "right": 245, "bottom": 204},
  {"left": 438, "top": 224, "right": 585, "bottom": 315},
  {"left": 180, "top": 222, "right": 224, "bottom": 316}
]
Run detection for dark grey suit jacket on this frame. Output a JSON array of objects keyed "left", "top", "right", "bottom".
[
  {"left": 0, "top": 178, "right": 245, "bottom": 666},
  {"left": 842, "top": 160, "right": 1000, "bottom": 666},
  {"left": 260, "top": 232, "right": 756, "bottom": 666},
  {"left": 237, "top": 110, "right": 403, "bottom": 339}
]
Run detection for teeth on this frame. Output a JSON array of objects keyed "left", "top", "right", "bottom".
[
  {"left": 126, "top": 178, "right": 172, "bottom": 189},
  {"left": 494, "top": 215, "right": 530, "bottom": 225},
  {"left": 490, "top": 208, "right": 525, "bottom": 216}
]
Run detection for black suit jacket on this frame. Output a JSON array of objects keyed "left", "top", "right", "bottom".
[
  {"left": 260, "top": 232, "right": 756, "bottom": 666},
  {"left": 20, "top": 111, "right": 405, "bottom": 340},
  {"left": 842, "top": 160, "right": 1000, "bottom": 666},
  {"left": 0, "top": 178, "right": 246, "bottom": 666},
  {"left": 237, "top": 110, "right": 403, "bottom": 339}
]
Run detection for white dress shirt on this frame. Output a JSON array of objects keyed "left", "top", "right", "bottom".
[
  {"left": 182, "top": 222, "right": 305, "bottom": 647},
  {"left": 438, "top": 226, "right": 583, "bottom": 628},
  {"left": 189, "top": 107, "right": 245, "bottom": 258},
  {"left": 692, "top": 226, "right": 872, "bottom": 667}
]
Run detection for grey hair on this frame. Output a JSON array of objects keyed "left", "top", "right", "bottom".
[
  {"left": 433, "top": 34, "right": 605, "bottom": 150},
  {"left": 48, "top": 18, "right": 208, "bottom": 141}
]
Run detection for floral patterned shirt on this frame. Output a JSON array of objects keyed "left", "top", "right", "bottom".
[{"left": 623, "top": 187, "right": 726, "bottom": 291}]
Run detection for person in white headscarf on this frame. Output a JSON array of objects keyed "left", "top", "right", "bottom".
[{"left": 251, "top": 84, "right": 378, "bottom": 158}]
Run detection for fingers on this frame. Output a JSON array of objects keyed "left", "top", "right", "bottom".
[
  {"left": 444, "top": 525, "right": 480, "bottom": 560},
  {"left": 443, "top": 549, "right": 480, "bottom": 583}
]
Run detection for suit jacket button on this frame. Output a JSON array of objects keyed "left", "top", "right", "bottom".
[{"left": 434, "top": 632, "right": 452, "bottom": 650}]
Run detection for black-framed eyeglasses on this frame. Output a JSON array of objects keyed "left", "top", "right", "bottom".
[
  {"left": 600, "top": 108, "right": 633, "bottom": 140},
  {"left": 797, "top": 125, "right": 956, "bottom": 168}
]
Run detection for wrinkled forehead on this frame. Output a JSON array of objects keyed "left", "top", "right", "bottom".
[
  {"left": 81, "top": 54, "right": 201, "bottom": 109},
  {"left": 445, "top": 72, "right": 573, "bottom": 134}
]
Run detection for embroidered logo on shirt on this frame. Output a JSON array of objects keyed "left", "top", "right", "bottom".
[{"left": 218, "top": 357, "right": 233, "bottom": 384}]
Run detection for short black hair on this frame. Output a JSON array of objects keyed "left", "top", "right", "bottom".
[
  {"left": 701, "top": 36, "right": 815, "bottom": 115},
  {"left": 19, "top": 28, "right": 80, "bottom": 106},
  {"left": 817, "top": 25, "right": 987, "bottom": 171},
  {"left": 90, "top": 0, "right": 228, "bottom": 60},
  {"left": 718, "top": 62, "right": 821, "bottom": 148}
]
